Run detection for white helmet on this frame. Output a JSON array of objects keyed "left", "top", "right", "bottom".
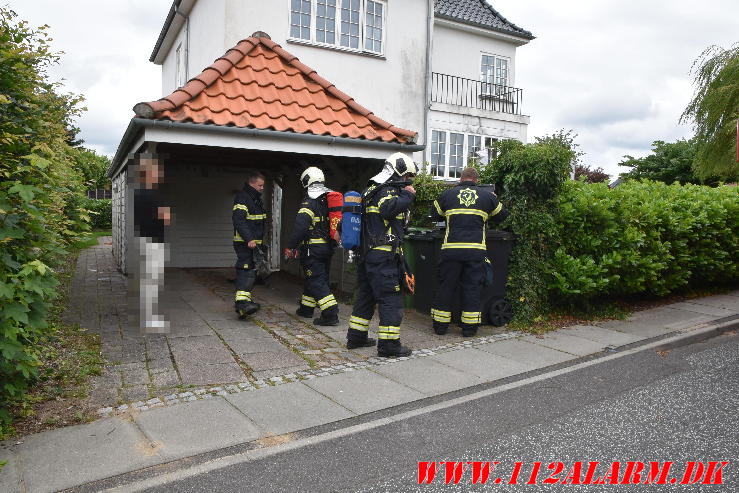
[
  {"left": 385, "top": 152, "right": 418, "bottom": 177},
  {"left": 300, "top": 167, "right": 325, "bottom": 188}
]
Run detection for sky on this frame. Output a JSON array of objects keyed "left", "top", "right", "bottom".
[{"left": 10, "top": 0, "right": 738, "bottom": 178}]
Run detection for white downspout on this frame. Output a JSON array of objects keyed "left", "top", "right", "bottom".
[{"left": 423, "top": 0, "right": 434, "bottom": 167}]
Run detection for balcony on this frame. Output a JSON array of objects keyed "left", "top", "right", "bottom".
[{"left": 431, "top": 72, "right": 523, "bottom": 116}]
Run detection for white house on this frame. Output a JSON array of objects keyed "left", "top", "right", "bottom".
[{"left": 109, "top": 0, "right": 533, "bottom": 278}]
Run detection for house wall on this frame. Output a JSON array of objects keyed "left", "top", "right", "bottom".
[
  {"left": 111, "top": 170, "right": 127, "bottom": 273},
  {"left": 160, "top": 162, "right": 247, "bottom": 268},
  {"left": 159, "top": 0, "right": 430, "bottom": 147},
  {"left": 161, "top": 0, "right": 227, "bottom": 96},
  {"left": 426, "top": 22, "right": 528, "bottom": 171},
  {"left": 431, "top": 23, "right": 517, "bottom": 85}
]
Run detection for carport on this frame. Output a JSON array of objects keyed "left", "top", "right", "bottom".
[{"left": 109, "top": 33, "right": 423, "bottom": 291}]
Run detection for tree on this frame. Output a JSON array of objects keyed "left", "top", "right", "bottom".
[
  {"left": 619, "top": 139, "right": 716, "bottom": 185},
  {"left": 73, "top": 148, "right": 111, "bottom": 190},
  {"left": 574, "top": 164, "right": 610, "bottom": 183},
  {"left": 534, "top": 129, "right": 583, "bottom": 173},
  {"left": 680, "top": 44, "right": 739, "bottom": 181}
]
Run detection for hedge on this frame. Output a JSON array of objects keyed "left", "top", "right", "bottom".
[
  {"left": 0, "top": 9, "right": 92, "bottom": 433},
  {"left": 81, "top": 198, "right": 112, "bottom": 230},
  {"left": 547, "top": 180, "right": 739, "bottom": 301}
]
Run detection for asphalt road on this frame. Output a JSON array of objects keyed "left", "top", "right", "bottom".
[{"left": 142, "top": 331, "right": 738, "bottom": 492}]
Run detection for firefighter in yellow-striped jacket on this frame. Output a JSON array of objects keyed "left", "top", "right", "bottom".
[
  {"left": 285, "top": 167, "right": 340, "bottom": 326},
  {"left": 232, "top": 170, "right": 266, "bottom": 319},
  {"left": 430, "top": 166, "right": 508, "bottom": 337}
]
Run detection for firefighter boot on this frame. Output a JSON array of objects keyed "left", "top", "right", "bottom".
[
  {"left": 346, "top": 328, "right": 377, "bottom": 349},
  {"left": 313, "top": 315, "right": 340, "bottom": 326},
  {"left": 377, "top": 340, "right": 413, "bottom": 358},
  {"left": 235, "top": 300, "right": 260, "bottom": 319},
  {"left": 461, "top": 325, "right": 478, "bottom": 338},
  {"left": 347, "top": 337, "right": 376, "bottom": 349},
  {"left": 296, "top": 306, "right": 314, "bottom": 318},
  {"left": 433, "top": 321, "right": 449, "bottom": 335}
]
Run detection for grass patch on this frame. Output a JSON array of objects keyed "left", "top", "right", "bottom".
[{"left": 72, "top": 229, "right": 111, "bottom": 250}]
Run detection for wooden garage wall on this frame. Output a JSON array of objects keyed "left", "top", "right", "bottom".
[{"left": 162, "top": 163, "right": 252, "bottom": 268}]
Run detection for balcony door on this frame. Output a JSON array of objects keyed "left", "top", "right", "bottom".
[{"left": 480, "top": 53, "right": 509, "bottom": 96}]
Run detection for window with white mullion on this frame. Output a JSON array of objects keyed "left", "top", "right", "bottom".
[
  {"left": 495, "top": 58, "right": 508, "bottom": 87},
  {"left": 340, "top": 0, "right": 360, "bottom": 49},
  {"left": 316, "top": 0, "right": 337, "bottom": 45},
  {"left": 449, "top": 133, "right": 464, "bottom": 179},
  {"left": 467, "top": 135, "right": 482, "bottom": 164},
  {"left": 290, "top": 0, "right": 312, "bottom": 40},
  {"left": 481, "top": 53, "right": 509, "bottom": 95},
  {"left": 431, "top": 130, "right": 446, "bottom": 178},
  {"left": 364, "top": 0, "right": 383, "bottom": 53}
]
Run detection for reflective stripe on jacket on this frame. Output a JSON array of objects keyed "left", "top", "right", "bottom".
[
  {"left": 432, "top": 181, "right": 505, "bottom": 251},
  {"left": 287, "top": 194, "right": 333, "bottom": 249},
  {"left": 232, "top": 184, "right": 266, "bottom": 243},
  {"left": 362, "top": 183, "right": 414, "bottom": 254}
]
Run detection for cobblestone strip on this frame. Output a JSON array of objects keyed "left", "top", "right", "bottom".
[{"left": 97, "top": 331, "right": 520, "bottom": 417}]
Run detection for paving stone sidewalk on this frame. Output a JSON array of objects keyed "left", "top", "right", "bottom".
[
  {"left": 3, "top": 285, "right": 737, "bottom": 493},
  {"left": 65, "top": 238, "right": 506, "bottom": 408}
]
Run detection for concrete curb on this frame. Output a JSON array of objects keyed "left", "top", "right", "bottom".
[{"left": 654, "top": 314, "right": 739, "bottom": 351}]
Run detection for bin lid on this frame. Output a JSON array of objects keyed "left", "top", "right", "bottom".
[{"left": 485, "top": 230, "right": 513, "bottom": 240}]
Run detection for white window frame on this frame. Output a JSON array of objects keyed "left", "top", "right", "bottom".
[
  {"left": 288, "top": 0, "right": 387, "bottom": 56},
  {"left": 430, "top": 132, "right": 503, "bottom": 180},
  {"left": 448, "top": 132, "right": 464, "bottom": 180},
  {"left": 430, "top": 129, "right": 447, "bottom": 179},
  {"left": 466, "top": 134, "right": 482, "bottom": 165},
  {"left": 175, "top": 43, "right": 185, "bottom": 88},
  {"left": 480, "top": 52, "right": 510, "bottom": 96}
]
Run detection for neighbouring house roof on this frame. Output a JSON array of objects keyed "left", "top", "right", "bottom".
[
  {"left": 434, "top": 0, "right": 534, "bottom": 39},
  {"left": 133, "top": 34, "right": 417, "bottom": 144}
]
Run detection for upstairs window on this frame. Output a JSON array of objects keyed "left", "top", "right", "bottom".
[
  {"left": 289, "top": 0, "right": 386, "bottom": 55},
  {"left": 316, "top": 0, "right": 337, "bottom": 44},
  {"left": 175, "top": 43, "right": 186, "bottom": 88},
  {"left": 340, "top": 0, "right": 361, "bottom": 49},
  {"left": 481, "top": 53, "right": 509, "bottom": 95},
  {"left": 364, "top": 0, "right": 384, "bottom": 53},
  {"left": 291, "top": 0, "right": 312, "bottom": 40}
]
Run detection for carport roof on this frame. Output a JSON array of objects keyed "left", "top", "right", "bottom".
[{"left": 133, "top": 34, "right": 417, "bottom": 144}]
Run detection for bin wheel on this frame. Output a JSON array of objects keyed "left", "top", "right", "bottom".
[{"left": 488, "top": 299, "right": 512, "bottom": 327}]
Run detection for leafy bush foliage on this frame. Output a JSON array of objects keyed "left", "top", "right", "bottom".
[
  {"left": 548, "top": 180, "right": 738, "bottom": 301},
  {"left": 0, "top": 8, "right": 91, "bottom": 432},
  {"left": 408, "top": 172, "right": 448, "bottom": 228},
  {"left": 479, "top": 136, "right": 574, "bottom": 321},
  {"left": 473, "top": 132, "right": 738, "bottom": 323},
  {"left": 81, "top": 198, "right": 112, "bottom": 230}
]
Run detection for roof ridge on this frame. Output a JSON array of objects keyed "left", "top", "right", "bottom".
[
  {"left": 476, "top": 0, "right": 530, "bottom": 35},
  {"left": 133, "top": 34, "right": 417, "bottom": 142}
]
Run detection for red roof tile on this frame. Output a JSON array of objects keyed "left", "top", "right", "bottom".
[{"left": 133, "top": 35, "right": 417, "bottom": 144}]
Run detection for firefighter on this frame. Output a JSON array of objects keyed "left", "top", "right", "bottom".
[
  {"left": 430, "top": 166, "right": 508, "bottom": 337},
  {"left": 232, "top": 170, "right": 266, "bottom": 318},
  {"left": 285, "top": 167, "right": 340, "bottom": 326},
  {"left": 346, "top": 152, "right": 418, "bottom": 357}
]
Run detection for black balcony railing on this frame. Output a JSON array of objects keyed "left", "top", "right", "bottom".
[{"left": 431, "top": 72, "right": 523, "bottom": 115}]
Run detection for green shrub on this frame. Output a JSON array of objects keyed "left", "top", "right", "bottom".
[
  {"left": 548, "top": 180, "right": 739, "bottom": 302},
  {"left": 409, "top": 172, "right": 448, "bottom": 228},
  {"left": 81, "top": 198, "right": 112, "bottom": 230},
  {"left": 480, "top": 137, "right": 574, "bottom": 321},
  {"left": 0, "top": 8, "right": 90, "bottom": 433}
]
